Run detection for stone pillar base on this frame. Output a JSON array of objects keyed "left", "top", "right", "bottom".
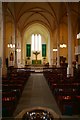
[
  {"left": 14, "top": 63, "right": 18, "bottom": 68},
  {"left": 67, "top": 65, "right": 73, "bottom": 77}
]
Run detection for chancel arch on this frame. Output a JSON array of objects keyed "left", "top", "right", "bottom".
[{"left": 22, "top": 23, "right": 51, "bottom": 65}]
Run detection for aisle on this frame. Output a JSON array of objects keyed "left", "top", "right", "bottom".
[{"left": 13, "top": 73, "right": 61, "bottom": 117}]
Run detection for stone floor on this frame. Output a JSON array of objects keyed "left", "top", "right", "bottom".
[{"left": 13, "top": 73, "right": 61, "bottom": 118}]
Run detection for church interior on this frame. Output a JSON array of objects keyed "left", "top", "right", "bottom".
[{"left": 0, "top": 2, "right": 80, "bottom": 119}]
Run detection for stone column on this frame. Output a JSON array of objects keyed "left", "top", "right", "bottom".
[
  {"left": 14, "top": 21, "right": 17, "bottom": 67},
  {"left": 0, "top": 2, "right": 2, "bottom": 118},
  {"left": 67, "top": 5, "right": 73, "bottom": 77},
  {"left": 2, "top": 3, "right": 7, "bottom": 76},
  {"left": 50, "top": 32, "right": 53, "bottom": 66},
  {"left": 0, "top": 2, "right": 2, "bottom": 77},
  {"left": 21, "top": 34, "right": 23, "bottom": 64},
  {"left": 57, "top": 24, "right": 60, "bottom": 67},
  {"left": 77, "top": 2, "right": 80, "bottom": 65},
  {"left": 78, "top": 37, "right": 80, "bottom": 65}
]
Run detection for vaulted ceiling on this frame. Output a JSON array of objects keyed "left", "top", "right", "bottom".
[{"left": 4, "top": 2, "right": 80, "bottom": 36}]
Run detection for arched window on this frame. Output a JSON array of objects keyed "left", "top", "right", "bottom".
[{"left": 31, "top": 34, "right": 41, "bottom": 52}]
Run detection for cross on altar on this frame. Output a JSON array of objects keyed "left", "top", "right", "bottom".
[{"left": 33, "top": 51, "right": 40, "bottom": 64}]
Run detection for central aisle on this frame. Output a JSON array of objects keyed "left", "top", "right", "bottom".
[{"left": 13, "top": 73, "right": 61, "bottom": 117}]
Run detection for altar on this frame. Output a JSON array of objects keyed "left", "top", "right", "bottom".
[{"left": 32, "top": 60, "right": 41, "bottom": 64}]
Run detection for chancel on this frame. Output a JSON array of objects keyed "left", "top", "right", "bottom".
[
  {"left": 0, "top": 2, "right": 80, "bottom": 119},
  {"left": 32, "top": 34, "right": 41, "bottom": 64}
]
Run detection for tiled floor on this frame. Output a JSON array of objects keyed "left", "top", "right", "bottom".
[{"left": 13, "top": 73, "right": 61, "bottom": 117}]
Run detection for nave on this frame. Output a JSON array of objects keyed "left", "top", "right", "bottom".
[
  {"left": 13, "top": 73, "right": 61, "bottom": 118},
  {"left": 2, "top": 67, "right": 80, "bottom": 119}
]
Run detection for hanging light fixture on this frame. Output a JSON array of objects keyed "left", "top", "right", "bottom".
[
  {"left": 60, "top": 36, "right": 67, "bottom": 48},
  {"left": 7, "top": 36, "right": 15, "bottom": 48},
  {"left": 53, "top": 40, "right": 58, "bottom": 52},
  {"left": 53, "top": 48, "right": 58, "bottom": 52},
  {"left": 60, "top": 24, "right": 67, "bottom": 48},
  {"left": 16, "top": 42, "right": 21, "bottom": 52},
  {"left": 7, "top": 18, "right": 15, "bottom": 48}
]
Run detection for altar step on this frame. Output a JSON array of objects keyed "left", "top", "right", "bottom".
[{"left": 30, "top": 66, "right": 43, "bottom": 73}]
